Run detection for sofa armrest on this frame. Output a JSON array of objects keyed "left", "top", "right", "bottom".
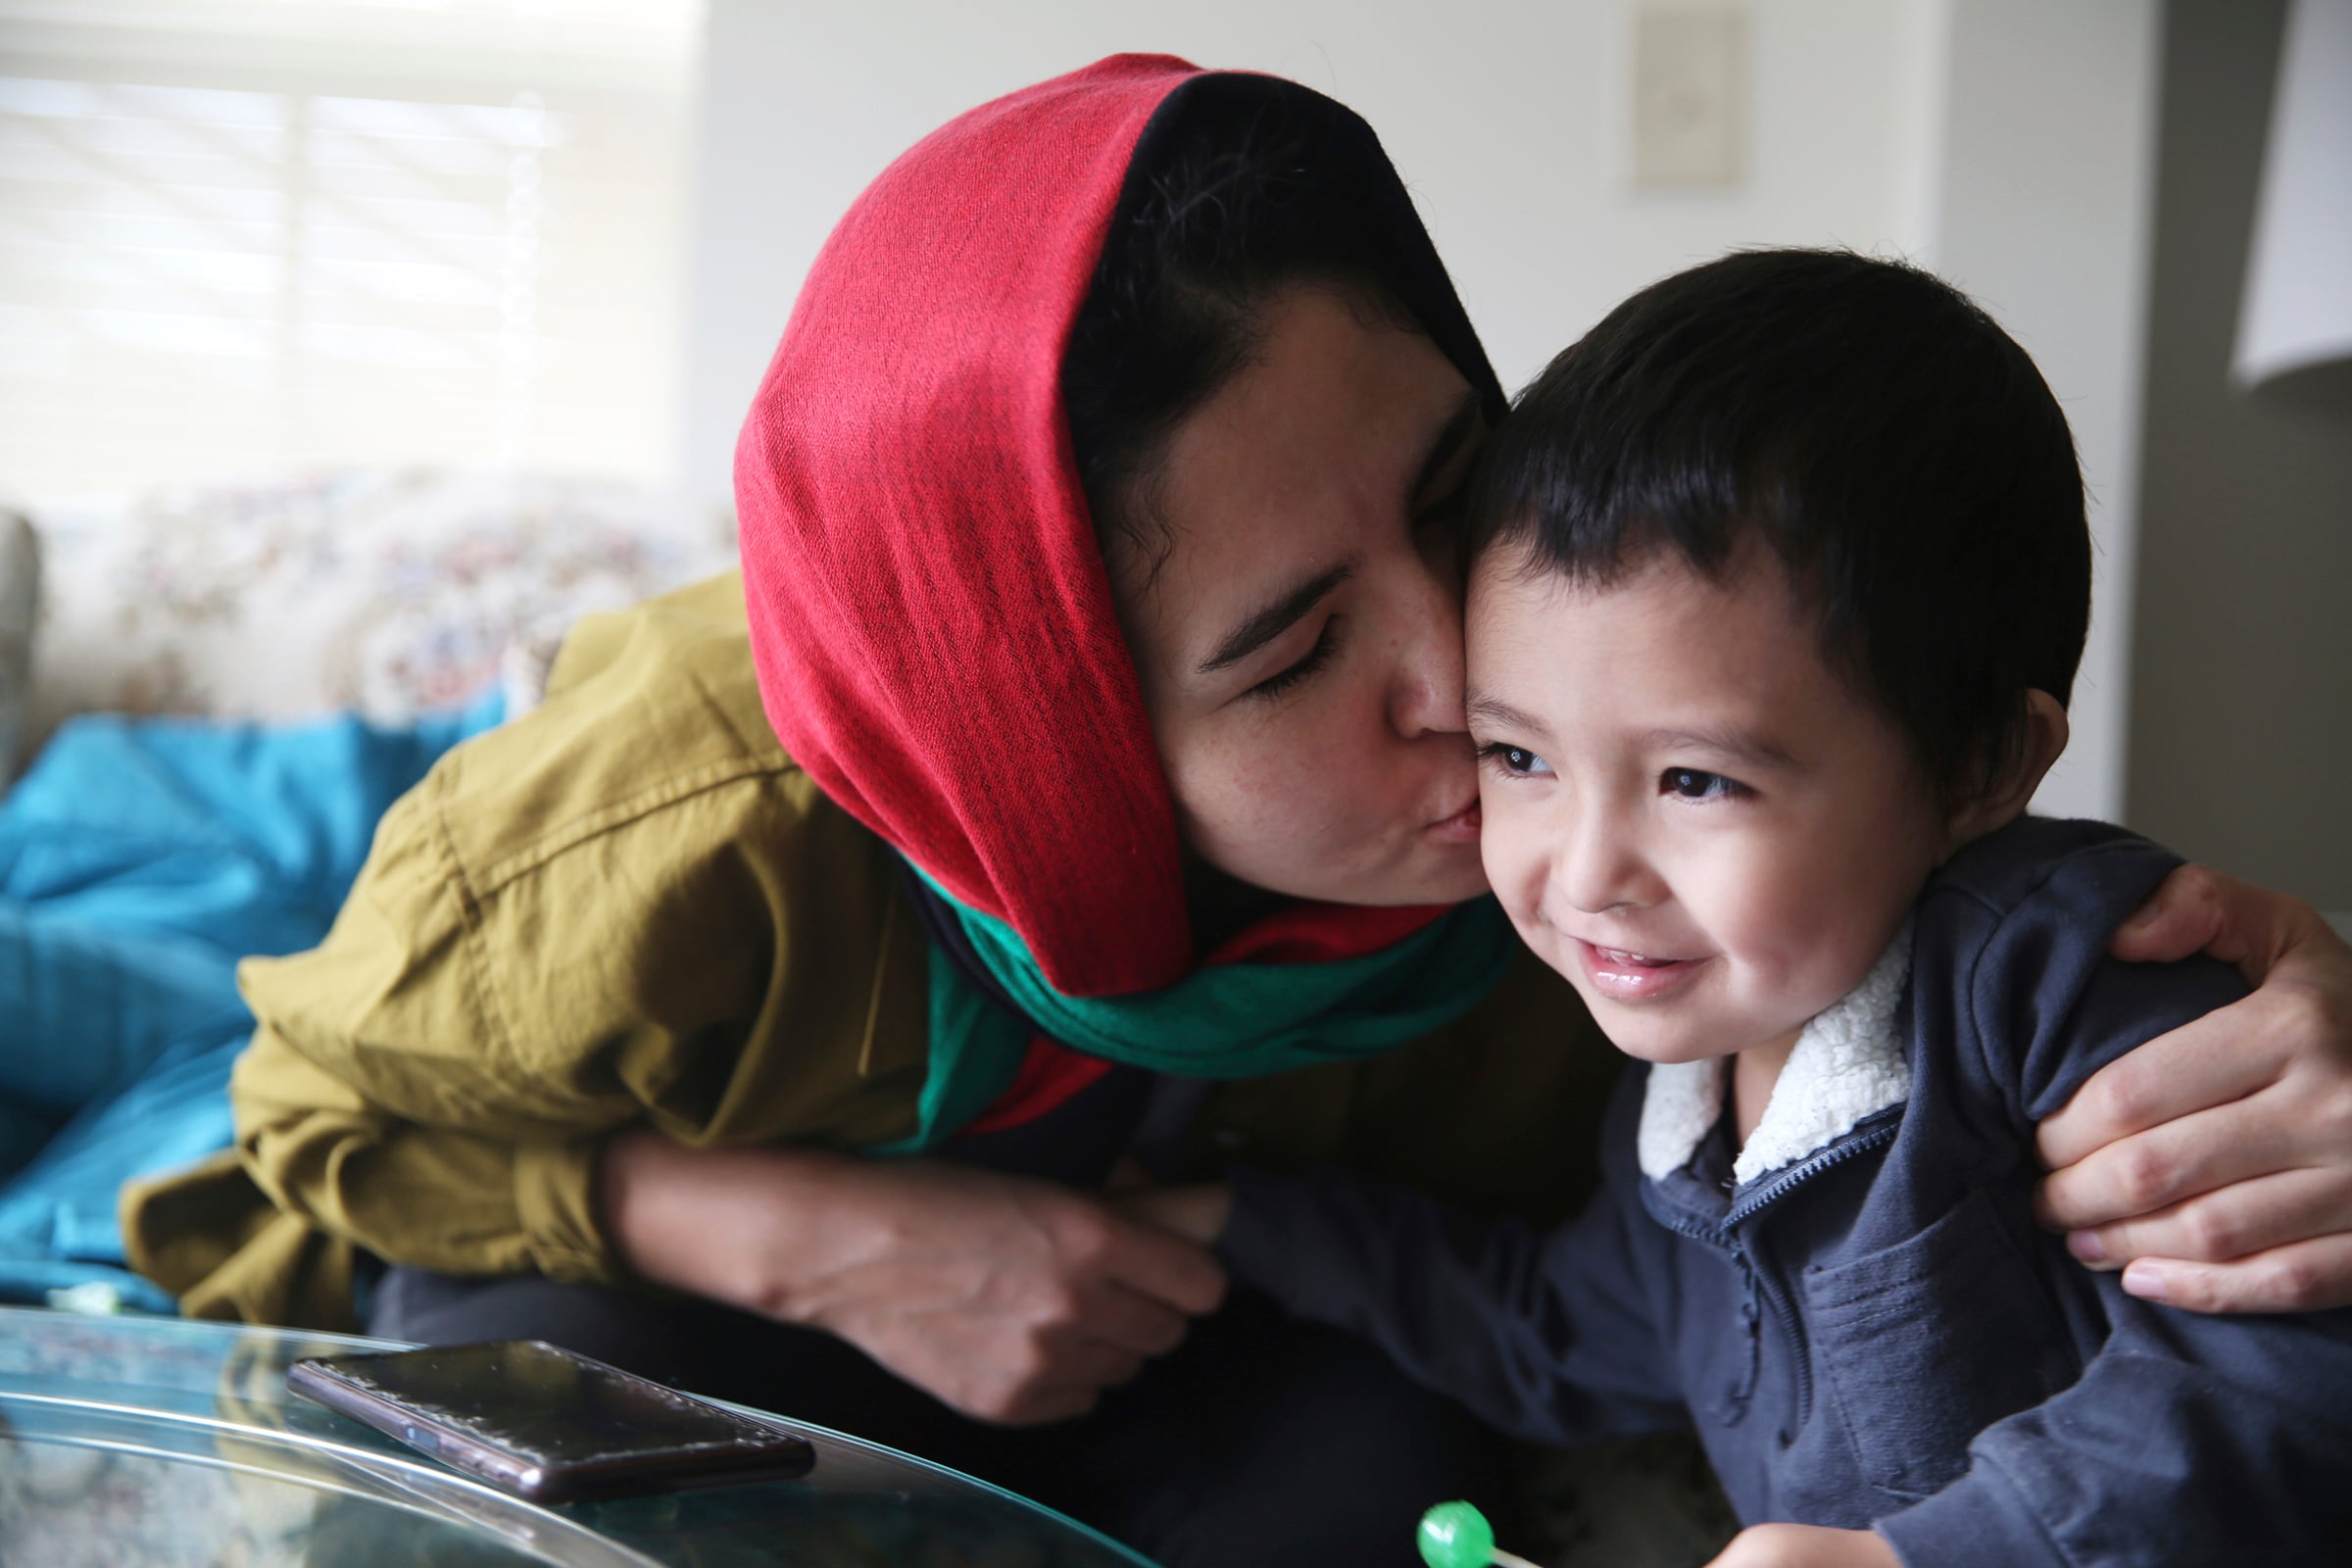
[{"left": 0, "top": 512, "right": 37, "bottom": 783}]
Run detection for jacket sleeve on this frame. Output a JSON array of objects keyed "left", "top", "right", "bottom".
[
  {"left": 229, "top": 1019, "right": 617, "bottom": 1286},
  {"left": 1218, "top": 1069, "right": 1688, "bottom": 1446},
  {"left": 1879, "top": 833, "right": 2352, "bottom": 1567},
  {"left": 136, "top": 677, "right": 932, "bottom": 1324},
  {"left": 1877, "top": 1267, "right": 2352, "bottom": 1568}
]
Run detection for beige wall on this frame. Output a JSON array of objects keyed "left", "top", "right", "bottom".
[{"left": 2127, "top": 0, "right": 2352, "bottom": 911}]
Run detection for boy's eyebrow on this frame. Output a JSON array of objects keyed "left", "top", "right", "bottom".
[
  {"left": 1199, "top": 557, "right": 1360, "bottom": 675},
  {"left": 1410, "top": 391, "right": 1484, "bottom": 505},
  {"left": 1465, "top": 693, "right": 1551, "bottom": 737},
  {"left": 1638, "top": 725, "right": 1796, "bottom": 769}
]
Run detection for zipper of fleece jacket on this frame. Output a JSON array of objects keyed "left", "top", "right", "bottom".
[{"left": 1719, "top": 1110, "right": 1904, "bottom": 1434}]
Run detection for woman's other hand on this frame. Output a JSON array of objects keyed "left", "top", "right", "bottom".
[
  {"left": 1113, "top": 1181, "right": 1235, "bottom": 1247},
  {"left": 2035, "top": 864, "right": 2352, "bottom": 1311},
  {"left": 1702, "top": 1523, "right": 1898, "bottom": 1568},
  {"left": 599, "top": 1130, "right": 1227, "bottom": 1424}
]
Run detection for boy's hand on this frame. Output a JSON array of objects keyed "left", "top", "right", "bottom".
[
  {"left": 1112, "top": 1181, "right": 1235, "bottom": 1247},
  {"left": 1702, "top": 1524, "right": 1899, "bottom": 1568},
  {"left": 2034, "top": 864, "right": 2352, "bottom": 1312}
]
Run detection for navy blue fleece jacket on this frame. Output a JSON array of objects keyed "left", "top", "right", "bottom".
[{"left": 1221, "top": 818, "right": 2352, "bottom": 1566}]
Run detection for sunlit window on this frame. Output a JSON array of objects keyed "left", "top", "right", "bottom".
[{"left": 0, "top": 0, "right": 703, "bottom": 506}]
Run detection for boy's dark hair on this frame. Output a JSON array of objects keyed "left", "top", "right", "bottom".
[
  {"left": 1471, "top": 248, "right": 2090, "bottom": 808},
  {"left": 1063, "top": 74, "right": 1504, "bottom": 578}
]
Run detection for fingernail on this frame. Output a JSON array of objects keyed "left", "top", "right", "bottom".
[
  {"left": 2066, "top": 1230, "right": 2108, "bottom": 1265},
  {"left": 2123, "top": 1260, "right": 2171, "bottom": 1302}
]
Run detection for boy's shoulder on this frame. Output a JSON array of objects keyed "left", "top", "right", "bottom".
[
  {"left": 1924, "top": 815, "right": 2180, "bottom": 927},
  {"left": 1912, "top": 816, "right": 2244, "bottom": 1121}
]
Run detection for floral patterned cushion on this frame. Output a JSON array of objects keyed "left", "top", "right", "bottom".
[{"left": 24, "top": 469, "right": 739, "bottom": 748}]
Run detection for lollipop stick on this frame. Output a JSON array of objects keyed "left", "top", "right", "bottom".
[{"left": 1492, "top": 1552, "right": 1544, "bottom": 1568}]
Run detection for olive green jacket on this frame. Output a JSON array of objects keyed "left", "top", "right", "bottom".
[{"left": 122, "top": 573, "right": 1620, "bottom": 1331}]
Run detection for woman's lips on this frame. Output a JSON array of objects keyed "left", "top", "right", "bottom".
[
  {"left": 1427, "top": 799, "right": 1483, "bottom": 842},
  {"left": 1575, "top": 939, "right": 1707, "bottom": 1003}
]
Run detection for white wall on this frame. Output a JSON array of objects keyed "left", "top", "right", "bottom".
[
  {"left": 1911, "top": 0, "right": 2163, "bottom": 824},
  {"left": 676, "top": 0, "right": 2161, "bottom": 817},
  {"left": 676, "top": 0, "right": 1937, "bottom": 514}
]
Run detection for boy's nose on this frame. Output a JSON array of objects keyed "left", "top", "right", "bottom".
[{"left": 1553, "top": 811, "right": 1659, "bottom": 916}]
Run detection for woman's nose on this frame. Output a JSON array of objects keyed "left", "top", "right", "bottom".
[{"left": 1386, "top": 560, "right": 1468, "bottom": 739}]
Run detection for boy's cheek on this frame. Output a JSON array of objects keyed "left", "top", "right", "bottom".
[
  {"left": 1474, "top": 808, "right": 1561, "bottom": 960},
  {"left": 1500, "top": 903, "right": 1551, "bottom": 959},
  {"left": 1473, "top": 788, "right": 1532, "bottom": 914}
]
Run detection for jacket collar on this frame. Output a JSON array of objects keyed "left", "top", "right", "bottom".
[{"left": 1636, "top": 924, "right": 1913, "bottom": 1185}]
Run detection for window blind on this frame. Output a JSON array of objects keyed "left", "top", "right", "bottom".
[{"left": 0, "top": 0, "right": 701, "bottom": 506}]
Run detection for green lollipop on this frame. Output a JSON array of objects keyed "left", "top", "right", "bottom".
[
  {"left": 1416, "top": 1500, "right": 1493, "bottom": 1568},
  {"left": 1416, "top": 1500, "right": 1542, "bottom": 1568}
]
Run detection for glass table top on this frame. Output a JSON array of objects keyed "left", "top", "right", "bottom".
[{"left": 0, "top": 1305, "right": 1156, "bottom": 1567}]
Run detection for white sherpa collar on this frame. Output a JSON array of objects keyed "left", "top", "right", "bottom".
[{"left": 1635, "top": 923, "right": 1913, "bottom": 1185}]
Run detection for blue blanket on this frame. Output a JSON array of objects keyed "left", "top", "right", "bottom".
[{"left": 0, "top": 694, "right": 500, "bottom": 1308}]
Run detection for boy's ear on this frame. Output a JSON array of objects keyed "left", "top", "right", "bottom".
[{"left": 1943, "top": 690, "right": 2070, "bottom": 853}]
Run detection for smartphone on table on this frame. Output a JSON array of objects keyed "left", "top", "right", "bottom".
[{"left": 287, "top": 1339, "right": 816, "bottom": 1504}]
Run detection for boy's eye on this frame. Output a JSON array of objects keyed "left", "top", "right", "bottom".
[
  {"left": 1662, "top": 767, "right": 1744, "bottom": 801},
  {"left": 1478, "top": 742, "right": 1552, "bottom": 777}
]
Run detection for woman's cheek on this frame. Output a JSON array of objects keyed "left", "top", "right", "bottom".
[
  {"left": 1244, "top": 745, "right": 1357, "bottom": 858},
  {"left": 1164, "top": 726, "right": 1325, "bottom": 872}
]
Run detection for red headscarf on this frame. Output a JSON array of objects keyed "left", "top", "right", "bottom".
[{"left": 736, "top": 56, "right": 1504, "bottom": 1000}]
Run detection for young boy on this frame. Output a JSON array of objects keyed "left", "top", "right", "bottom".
[{"left": 1131, "top": 251, "right": 2352, "bottom": 1566}]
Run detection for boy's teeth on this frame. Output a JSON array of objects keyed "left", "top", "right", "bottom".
[{"left": 1595, "top": 946, "right": 1690, "bottom": 967}]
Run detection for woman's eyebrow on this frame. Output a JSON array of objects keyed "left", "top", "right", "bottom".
[
  {"left": 1199, "top": 558, "right": 1359, "bottom": 674},
  {"left": 1410, "top": 391, "right": 1485, "bottom": 504}
]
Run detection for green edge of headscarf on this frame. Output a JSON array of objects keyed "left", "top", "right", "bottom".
[{"left": 872, "top": 867, "right": 1516, "bottom": 1153}]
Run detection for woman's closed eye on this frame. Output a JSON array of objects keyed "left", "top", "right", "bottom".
[
  {"left": 1250, "top": 619, "right": 1343, "bottom": 701},
  {"left": 1662, "top": 767, "right": 1747, "bottom": 802},
  {"left": 1477, "top": 742, "right": 1553, "bottom": 777}
]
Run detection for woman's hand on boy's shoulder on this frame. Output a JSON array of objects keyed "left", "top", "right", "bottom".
[
  {"left": 1703, "top": 1523, "right": 1899, "bottom": 1568},
  {"left": 2034, "top": 862, "right": 2352, "bottom": 1312}
]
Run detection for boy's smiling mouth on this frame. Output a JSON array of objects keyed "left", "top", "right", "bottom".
[{"left": 1574, "top": 939, "right": 1709, "bottom": 1003}]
